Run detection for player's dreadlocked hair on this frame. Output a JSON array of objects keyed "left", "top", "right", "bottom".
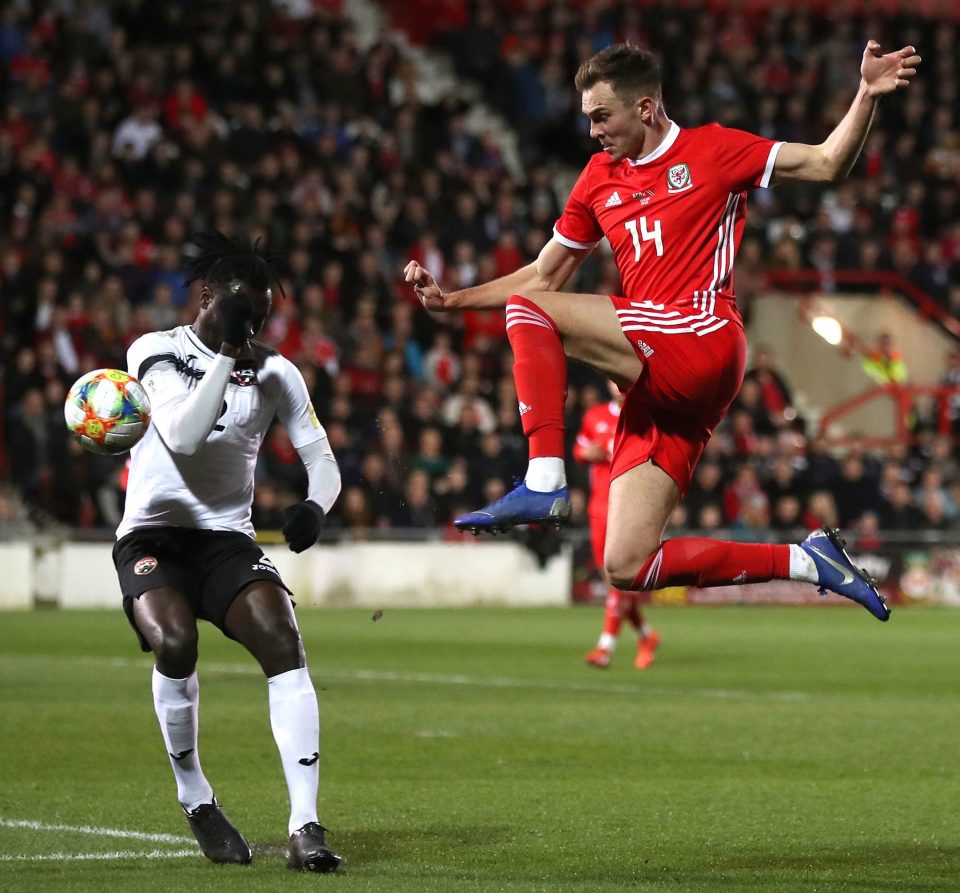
[
  {"left": 575, "top": 44, "right": 662, "bottom": 102},
  {"left": 184, "top": 230, "right": 285, "bottom": 297}
]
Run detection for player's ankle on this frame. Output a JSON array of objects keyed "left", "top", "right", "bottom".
[
  {"left": 525, "top": 456, "right": 567, "bottom": 492},
  {"left": 788, "top": 543, "right": 817, "bottom": 583}
]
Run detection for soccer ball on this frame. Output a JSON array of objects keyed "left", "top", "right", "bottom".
[{"left": 64, "top": 368, "right": 152, "bottom": 455}]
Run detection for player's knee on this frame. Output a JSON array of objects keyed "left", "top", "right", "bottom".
[
  {"left": 255, "top": 616, "right": 304, "bottom": 676},
  {"left": 151, "top": 623, "right": 199, "bottom": 676},
  {"left": 605, "top": 564, "right": 637, "bottom": 592},
  {"left": 605, "top": 542, "right": 659, "bottom": 592}
]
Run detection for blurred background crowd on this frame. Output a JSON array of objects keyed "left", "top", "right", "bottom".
[{"left": 2, "top": 0, "right": 960, "bottom": 543}]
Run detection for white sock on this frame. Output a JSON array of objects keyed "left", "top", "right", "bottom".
[
  {"left": 268, "top": 667, "right": 321, "bottom": 835},
  {"left": 789, "top": 544, "right": 818, "bottom": 583},
  {"left": 151, "top": 668, "right": 214, "bottom": 812},
  {"left": 524, "top": 457, "right": 567, "bottom": 492},
  {"left": 598, "top": 632, "right": 617, "bottom": 651}
]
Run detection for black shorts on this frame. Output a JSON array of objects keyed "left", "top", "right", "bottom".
[{"left": 113, "top": 527, "right": 292, "bottom": 653}]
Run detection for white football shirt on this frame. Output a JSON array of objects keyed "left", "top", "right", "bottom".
[{"left": 117, "top": 325, "right": 327, "bottom": 539}]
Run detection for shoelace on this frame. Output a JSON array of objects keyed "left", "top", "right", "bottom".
[{"left": 484, "top": 478, "right": 527, "bottom": 509}]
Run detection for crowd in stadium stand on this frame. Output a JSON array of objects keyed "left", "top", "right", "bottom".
[{"left": 2, "top": 0, "right": 960, "bottom": 541}]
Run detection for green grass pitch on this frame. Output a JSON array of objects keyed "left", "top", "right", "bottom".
[{"left": 1, "top": 604, "right": 959, "bottom": 892}]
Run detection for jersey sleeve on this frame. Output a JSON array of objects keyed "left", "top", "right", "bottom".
[
  {"left": 126, "top": 332, "right": 188, "bottom": 412},
  {"left": 553, "top": 161, "right": 603, "bottom": 249},
  {"left": 127, "top": 332, "right": 236, "bottom": 455},
  {"left": 276, "top": 358, "right": 327, "bottom": 449},
  {"left": 710, "top": 126, "right": 783, "bottom": 193}
]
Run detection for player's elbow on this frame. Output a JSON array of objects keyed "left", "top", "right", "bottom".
[
  {"left": 329, "top": 464, "right": 342, "bottom": 506},
  {"left": 159, "top": 426, "right": 202, "bottom": 457},
  {"left": 824, "top": 162, "right": 849, "bottom": 183},
  {"left": 817, "top": 149, "right": 849, "bottom": 183},
  {"left": 166, "top": 436, "right": 201, "bottom": 457}
]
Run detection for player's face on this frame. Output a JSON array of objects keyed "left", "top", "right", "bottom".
[
  {"left": 199, "top": 282, "right": 273, "bottom": 345},
  {"left": 581, "top": 81, "right": 648, "bottom": 162}
]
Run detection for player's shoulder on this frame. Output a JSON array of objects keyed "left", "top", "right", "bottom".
[
  {"left": 575, "top": 151, "right": 618, "bottom": 182},
  {"left": 129, "top": 326, "right": 181, "bottom": 352},
  {"left": 684, "top": 122, "right": 763, "bottom": 146},
  {"left": 680, "top": 122, "right": 728, "bottom": 146},
  {"left": 127, "top": 326, "right": 183, "bottom": 364},
  {"left": 249, "top": 339, "right": 284, "bottom": 366},
  {"left": 127, "top": 326, "right": 191, "bottom": 379},
  {"left": 248, "top": 339, "right": 300, "bottom": 383},
  {"left": 584, "top": 151, "right": 618, "bottom": 174}
]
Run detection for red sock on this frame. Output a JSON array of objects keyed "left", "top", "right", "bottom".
[
  {"left": 633, "top": 538, "right": 790, "bottom": 590},
  {"left": 506, "top": 295, "right": 566, "bottom": 458},
  {"left": 602, "top": 588, "right": 628, "bottom": 637},
  {"left": 625, "top": 596, "right": 644, "bottom": 630}
]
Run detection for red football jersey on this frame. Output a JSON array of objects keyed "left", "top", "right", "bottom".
[
  {"left": 554, "top": 122, "right": 782, "bottom": 324},
  {"left": 573, "top": 400, "right": 621, "bottom": 518}
]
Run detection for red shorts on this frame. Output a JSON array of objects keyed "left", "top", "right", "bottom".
[{"left": 609, "top": 297, "right": 747, "bottom": 497}]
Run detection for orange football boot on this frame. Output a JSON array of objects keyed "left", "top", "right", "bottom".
[
  {"left": 634, "top": 630, "right": 661, "bottom": 669},
  {"left": 583, "top": 646, "right": 611, "bottom": 668}
]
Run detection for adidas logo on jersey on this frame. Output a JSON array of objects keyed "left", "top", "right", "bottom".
[
  {"left": 518, "top": 401, "right": 532, "bottom": 416},
  {"left": 636, "top": 339, "right": 654, "bottom": 358},
  {"left": 604, "top": 191, "right": 623, "bottom": 208}
]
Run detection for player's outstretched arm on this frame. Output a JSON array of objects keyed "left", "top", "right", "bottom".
[
  {"left": 771, "top": 41, "right": 921, "bottom": 185},
  {"left": 403, "top": 237, "right": 591, "bottom": 312}
]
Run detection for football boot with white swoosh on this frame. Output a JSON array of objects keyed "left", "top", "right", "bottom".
[{"left": 799, "top": 527, "right": 890, "bottom": 621}]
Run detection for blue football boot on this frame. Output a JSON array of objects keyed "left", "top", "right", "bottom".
[
  {"left": 799, "top": 527, "right": 890, "bottom": 621},
  {"left": 454, "top": 481, "right": 571, "bottom": 534}
]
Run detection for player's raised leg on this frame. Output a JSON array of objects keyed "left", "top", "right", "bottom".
[
  {"left": 456, "top": 291, "right": 641, "bottom": 533},
  {"left": 603, "top": 462, "right": 890, "bottom": 621},
  {"left": 225, "top": 582, "right": 341, "bottom": 873}
]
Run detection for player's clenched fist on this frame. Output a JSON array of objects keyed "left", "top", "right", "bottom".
[{"left": 403, "top": 260, "right": 448, "bottom": 312}]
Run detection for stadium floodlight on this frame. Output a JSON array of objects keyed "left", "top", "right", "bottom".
[{"left": 811, "top": 315, "right": 843, "bottom": 345}]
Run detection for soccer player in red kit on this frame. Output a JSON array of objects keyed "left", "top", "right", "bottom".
[
  {"left": 576, "top": 385, "right": 661, "bottom": 669},
  {"left": 405, "top": 41, "right": 921, "bottom": 621}
]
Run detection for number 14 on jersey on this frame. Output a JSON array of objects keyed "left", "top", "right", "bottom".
[{"left": 624, "top": 217, "right": 663, "bottom": 261}]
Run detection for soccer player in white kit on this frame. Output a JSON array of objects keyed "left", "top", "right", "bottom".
[{"left": 113, "top": 232, "right": 342, "bottom": 872}]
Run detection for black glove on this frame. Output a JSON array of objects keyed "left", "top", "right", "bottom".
[
  {"left": 220, "top": 291, "right": 254, "bottom": 347},
  {"left": 282, "top": 500, "right": 326, "bottom": 553}
]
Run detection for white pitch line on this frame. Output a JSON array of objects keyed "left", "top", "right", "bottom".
[
  {"left": 21, "top": 654, "right": 811, "bottom": 703},
  {"left": 0, "top": 849, "right": 197, "bottom": 862},
  {"left": 0, "top": 817, "right": 194, "bottom": 845}
]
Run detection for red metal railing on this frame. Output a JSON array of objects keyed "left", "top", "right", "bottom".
[
  {"left": 765, "top": 268, "right": 960, "bottom": 448},
  {"left": 766, "top": 269, "right": 960, "bottom": 341},
  {"left": 817, "top": 384, "right": 960, "bottom": 448}
]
